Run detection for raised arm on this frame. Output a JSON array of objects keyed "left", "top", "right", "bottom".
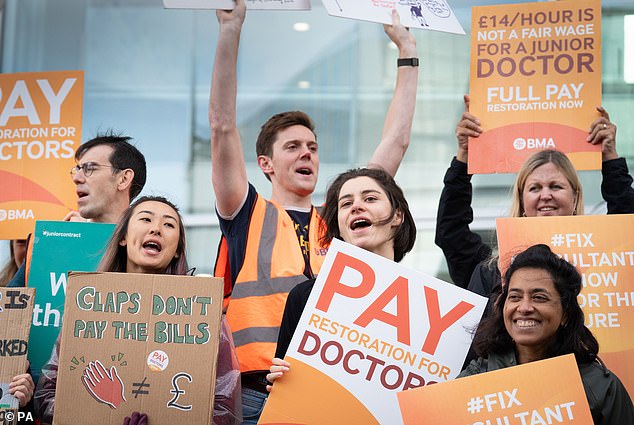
[
  {"left": 435, "top": 95, "right": 491, "bottom": 288},
  {"left": 454, "top": 95, "right": 481, "bottom": 164},
  {"left": 368, "top": 10, "right": 418, "bottom": 177},
  {"left": 209, "top": 0, "right": 249, "bottom": 217},
  {"left": 588, "top": 106, "right": 634, "bottom": 214}
]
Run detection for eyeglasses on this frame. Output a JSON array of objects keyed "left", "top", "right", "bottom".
[{"left": 70, "top": 162, "right": 119, "bottom": 177}]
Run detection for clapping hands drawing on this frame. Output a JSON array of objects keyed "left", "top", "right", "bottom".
[{"left": 81, "top": 360, "right": 126, "bottom": 409}]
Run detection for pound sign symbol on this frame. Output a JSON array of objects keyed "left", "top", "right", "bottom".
[{"left": 167, "top": 372, "right": 192, "bottom": 411}]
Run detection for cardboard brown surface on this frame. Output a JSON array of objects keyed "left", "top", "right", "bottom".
[
  {"left": 54, "top": 272, "right": 223, "bottom": 425},
  {"left": 0, "top": 287, "right": 35, "bottom": 415}
]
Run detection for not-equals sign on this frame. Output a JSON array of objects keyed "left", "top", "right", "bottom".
[{"left": 132, "top": 377, "right": 150, "bottom": 398}]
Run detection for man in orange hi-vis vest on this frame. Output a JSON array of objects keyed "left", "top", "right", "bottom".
[{"left": 209, "top": 0, "right": 420, "bottom": 422}]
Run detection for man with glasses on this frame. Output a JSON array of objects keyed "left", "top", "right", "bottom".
[
  {"left": 5, "top": 134, "right": 147, "bottom": 419},
  {"left": 66, "top": 134, "right": 147, "bottom": 224},
  {"left": 8, "top": 133, "right": 146, "bottom": 287}
]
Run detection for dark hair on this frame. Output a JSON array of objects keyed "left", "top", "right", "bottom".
[
  {"left": 76, "top": 131, "right": 147, "bottom": 201},
  {"left": 472, "top": 244, "right": 598, "bottom": 364},
  {"left": 98, "top": 196, "right": 188, "bottom": 275},
  {"left": 319, "top": 167, "right": 416, "bottom": 262},
  {"left": 256, "top": 111, "right": 316, "bottom": 156}
]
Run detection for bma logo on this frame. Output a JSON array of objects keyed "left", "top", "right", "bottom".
[
  {"left": 0, "top": 209, "right": 34, "bottom": 221},
  {"left": 513, "top": 137, "right": 556, "bottom": 151}
]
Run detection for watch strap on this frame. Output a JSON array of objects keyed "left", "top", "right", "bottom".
[{"left": 397, "top": 57, "right": 419, "bottom": 67}]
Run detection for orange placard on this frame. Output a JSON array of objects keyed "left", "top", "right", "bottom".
[
  {"left": 468, "top": 0, "right": 602, "bottom": 174},
  {"left": 0, "top": 70, "right": 84, "bottom": 239},
  {"left": 260, "top": 239, "right": 487, "bottom": 425},
  {"left": 497, "top": 214, "right": 634, "bottom": 396},
  {"left": 398, "top": 354, "right": 593, "bottom": 424}
]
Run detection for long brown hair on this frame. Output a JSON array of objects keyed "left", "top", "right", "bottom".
[{"left": 98, "top": 196, "right": 188, "bottom": 275}]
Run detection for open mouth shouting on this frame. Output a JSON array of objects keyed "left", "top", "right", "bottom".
[
  {"left": 76, "top": 190, "right": 89, "bottom": 203},
  {"left": 350, "top": 218, "right": 372, "bottom": 231},
  {"left": 142, "top": 239, "right": 162, "bottom": 255},
  {"left": 296, "top": 166, "right": 313, "bottom": 176}
]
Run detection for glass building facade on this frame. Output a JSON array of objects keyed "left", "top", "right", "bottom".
[{"left": 1, "top": 0, "right": 633, "bottom": 280}]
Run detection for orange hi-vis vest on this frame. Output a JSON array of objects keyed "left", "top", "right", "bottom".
[{"left": 217, "top": 196, "right": 327, "bottom": 373}]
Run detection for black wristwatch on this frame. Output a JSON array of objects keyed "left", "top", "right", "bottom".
[{"left": 397, "top": 57, "right": 419, "bottom": 67}]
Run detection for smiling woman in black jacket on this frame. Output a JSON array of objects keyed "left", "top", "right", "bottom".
[{"left": 459, "top": 244, "right": 633, "bottom": 425}]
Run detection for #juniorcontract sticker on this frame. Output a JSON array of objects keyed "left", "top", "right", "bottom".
[{"left": 147, "top": 350, "right": 169, "bottom": 371}]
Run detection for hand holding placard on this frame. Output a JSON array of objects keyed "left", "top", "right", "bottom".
[
  {"left": 587, "top": 106, "right": 617, "bottom": 161},
  {"left": 8, "top": 373, "right": 35, "bottom": 408},
  {"left": 123, "top": 412, "right": 148, "bottom": 425},
  {"left": 81, "top": 360, "right": 126, "bottom": 409}
]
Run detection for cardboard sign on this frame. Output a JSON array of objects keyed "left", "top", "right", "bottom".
[
  {"left": 398, "top": 354, "right": 593, "bottom": 424},
  {"left": 0, "top": 70, "right": 84, "bottom": 239},
  {"left": 27, "top": 221, "right": 115, "bottom": 382},
  {"left": 54, "top": 272, "right": 223, "bottom": 425},
  {"left": 259, "top": 239, "right": 486, "bottom": 425},
  {"left": 496, "top": 214, "right": 634, "bottom": 397},
  {"left": 0, "top": 287, "right": 35, "bottom": 415},
  {"left": 162, "top": 0, "right": 311, "bottom": 10},
  {"left": 320, "top": 0, "right": 465, "bottom": 35},
  {"left": 468, "top": 0, "right": 602, "bottom": 174}
]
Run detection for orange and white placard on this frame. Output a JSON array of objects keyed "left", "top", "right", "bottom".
[
  {"left": 259, "top": 239, "right": 487, "bottom": 425},
  {"left": 0, "top": 70, "right": 83, "bottom": 240},
  {"left": 497, "top": 214, "right": 634, "bottom": 397},
  {"left": 398, "top": 354, "right": 593, "bottom": 424},
  {"left": 468, "top": 0, "right": 602, "bottom": 174}
]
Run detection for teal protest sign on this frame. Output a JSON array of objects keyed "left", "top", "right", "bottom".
[{"left": 27, "top": 221, "right": 114, "bottom": 380}]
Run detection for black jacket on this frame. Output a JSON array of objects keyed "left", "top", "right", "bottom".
[{"left": 436, "top": 156, "right": 634, "bottom": 294}]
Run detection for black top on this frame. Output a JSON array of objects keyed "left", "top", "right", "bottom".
[
  {"left": 275, "top": 278, "right": 316, "bottom": 359},
  {"left": 218, "top": 184, "right": 315, "bottom": 289},
  {"left": 434, "top": 158, "right": 492, "bottom": 289}
]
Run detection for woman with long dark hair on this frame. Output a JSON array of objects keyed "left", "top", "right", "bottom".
[
  {"left": 34, "top": 196, "right": 242, "bottom": 425},
  {"left": 266, "top": 167, "right": 416, "bottom": 386},
  {"left": 460, "top": 244, "right": 633, "bottom": 425}
]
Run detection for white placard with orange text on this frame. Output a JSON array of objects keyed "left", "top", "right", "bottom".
[
  {"left": 496, "top": 214, "right": 634, "bottom": 397},
  {"left": 260, "top": 238, "right": 487, "bottom": 425}
]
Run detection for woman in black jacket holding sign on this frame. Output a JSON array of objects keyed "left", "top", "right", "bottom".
[
  {"left": 459, "top": 244, "right": 633, "bottom": 425},
  {"left": 34, "top": 196, "right": 242, "bottom": 425},
  {"left": 435, "top": 95, "right": 634, "bottom": 297}
]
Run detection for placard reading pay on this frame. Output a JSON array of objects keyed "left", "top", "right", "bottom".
[{"left": 260, "top": 239, "right": 487, "bottom": 424}]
